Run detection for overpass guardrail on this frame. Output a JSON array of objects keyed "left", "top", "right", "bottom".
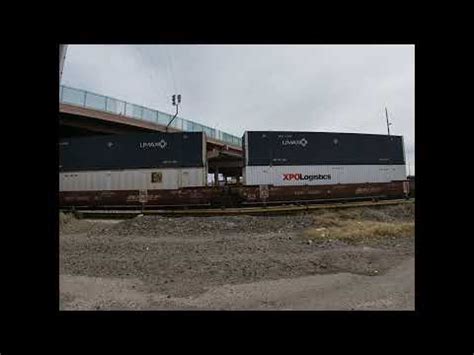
[{"left": 60, "top": 85, "right": 242, "bottom": 148}]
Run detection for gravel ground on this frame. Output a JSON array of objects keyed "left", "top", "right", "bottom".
[{"left": 60, "top": 204, "right": 415, "bottom": 310}]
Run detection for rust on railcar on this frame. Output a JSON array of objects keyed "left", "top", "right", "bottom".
[
  {"left": 235, "top": 181, "right": 407, "bottom": 203},
  {"left": 59, "top": 181, "right": 409, "bottom": 209},
  {"left": 59, "top": 187, "right": 226, "bottom": 209}
]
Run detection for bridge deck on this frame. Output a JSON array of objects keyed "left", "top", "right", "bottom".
[{"left": 59, "top": 85, "right": 242, "bottom": 150}]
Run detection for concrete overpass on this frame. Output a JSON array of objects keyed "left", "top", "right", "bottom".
[{"left": 59, "top": 86, "right": 243, "bottom": 179}]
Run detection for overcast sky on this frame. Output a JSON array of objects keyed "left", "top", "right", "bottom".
[{"left": 62, "top": 45, "right": 415, "bottom": 174}]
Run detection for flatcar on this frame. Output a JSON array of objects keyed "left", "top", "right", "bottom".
[{"left": 59, "top": 131, "right": 411, "bottom": 210}]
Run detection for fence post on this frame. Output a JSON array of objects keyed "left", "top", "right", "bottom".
[{"left": 83, "top": 91, "right": 87, "bottom": 107}]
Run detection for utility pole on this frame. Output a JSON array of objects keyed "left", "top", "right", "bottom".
[
  {"left": 59, "top": 45, "right": 68, "bottom": 84},
  {"left": 385, "top": 107, "right": 392, "bottom": 136},
  {"left": 384, "top": 107, "right": 394, "bottom": 182},
  {"left": 166, "top": 94, "right": 181, "bottom": 132}
]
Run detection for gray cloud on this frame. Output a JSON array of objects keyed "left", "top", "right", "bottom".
[{"left": 62, "top": 44, "right": 415, "bottom": 173}]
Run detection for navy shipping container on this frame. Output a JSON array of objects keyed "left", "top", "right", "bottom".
[
  {"left": 243, "top": 131, "right": 406, "bottom": 166},
  {"left": 59, "top": 132, "right": 206, "bottom": 171}
]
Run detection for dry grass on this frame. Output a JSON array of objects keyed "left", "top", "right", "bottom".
[
  {"left": 59, "top": 212, "right": 74, "bottom": 227},
  {"left": 304, "top": 220, "right": 414, "bottom": 242},
  {"left": 59, "top": 212, "right": 96, "bottom": 234},
  {"left": 303, "top": 204, "right": 415, "bottom": 242}
]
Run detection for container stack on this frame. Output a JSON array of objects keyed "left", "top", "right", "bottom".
[
  {"left": 242, "top": 131, "right": 407, "bottom": 186},
  {"left": 59, "top": 132, "right": 207, "bottom": 191}
]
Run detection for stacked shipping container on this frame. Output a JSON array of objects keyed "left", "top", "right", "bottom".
[
  {"left": 59, "top": 132, "right": 207, "bottom": 191},
  {"left": 58, "top": 130, "right": 410, "bottom": 208},
  {"left": 242, "top": 131, "right": 407, "bottom": 186}
]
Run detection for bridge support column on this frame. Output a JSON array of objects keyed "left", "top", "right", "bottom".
[{"left": 214, "top": 167, "right": 219, "bottom": 186}]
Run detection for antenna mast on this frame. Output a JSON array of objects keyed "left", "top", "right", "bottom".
[{"left": 385, "top": 107, "right": 392, "bottom": 136}]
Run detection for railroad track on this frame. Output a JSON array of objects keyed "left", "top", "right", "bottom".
[{"left": 69, "top": 198, "right": 414, "bottom": 219}]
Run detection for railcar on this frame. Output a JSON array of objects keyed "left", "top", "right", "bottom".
[{"left": 59, "top": 131, "right": 411, "bottom": 210}]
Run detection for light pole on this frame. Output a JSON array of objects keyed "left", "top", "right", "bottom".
[{"left": 166, "top": 94, "right": 181, "bottom": 132}]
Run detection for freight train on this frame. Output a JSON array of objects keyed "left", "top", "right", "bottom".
[{"left": 59, "top": 131, "right": 411, "bottom": 209}]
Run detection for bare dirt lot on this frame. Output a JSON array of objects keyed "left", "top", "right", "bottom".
[{"left": 59, "top": 203, "right": 415, "bottom": 310}]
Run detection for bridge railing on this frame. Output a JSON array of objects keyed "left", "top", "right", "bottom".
[{"left": 60, "top": 85, "right": 242, "bottom": 148}]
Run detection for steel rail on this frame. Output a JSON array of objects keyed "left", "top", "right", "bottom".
[{"left": 67, "top": 198, "right": 414, "bottom": 219}]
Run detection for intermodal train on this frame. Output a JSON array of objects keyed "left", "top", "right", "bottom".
[{"left": 59, "top": 131, "right": 411, "bottom": 209}]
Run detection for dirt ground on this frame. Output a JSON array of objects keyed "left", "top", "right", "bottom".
[{"left": 59, "top": 204, "right": 415, "bottom": 310}]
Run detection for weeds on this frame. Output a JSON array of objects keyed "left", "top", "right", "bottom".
[{"left": 303, "top": 204, "right": 415, "bottom": 242}]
